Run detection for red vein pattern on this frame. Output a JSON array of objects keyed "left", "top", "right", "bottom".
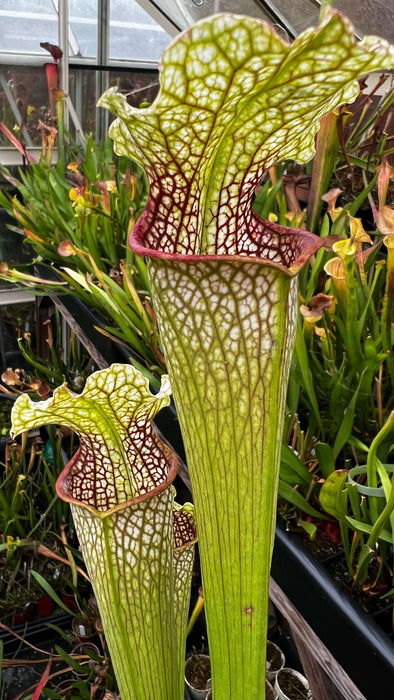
[
  {"left": 100, "top": 12, "right": 394, "bottom": 264},
  {"left": 99, "top": 11, "right": 394, "bottom": 698},
  {"left": 11, "top": 365, "right": 197, "bottom": 700}
]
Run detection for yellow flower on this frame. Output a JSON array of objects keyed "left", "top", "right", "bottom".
[
  {"left": 105, "top": 180, "right": 118, "bottom": 194},
  {"left": 67, "top": 161, "right": 80, "bottom": 173},
  {"left": 75, "top": 198, "right": 91, "bottom": 216},
  {"left": 324, "top": 256, "right": 347, "bottom": 307},
  {"left": 333, "top": 213, "right": 372, "bottom": 259},
  {"left": 384, "top": 235, "right": 394, "bottom": 250},
  {"left": 314, "top": 326, "right": 327, "bottom": 340},
  {"left": 284, "top": 211, "right": 305, "bottom": 228}
]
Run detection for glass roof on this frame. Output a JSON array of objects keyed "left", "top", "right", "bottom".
[
  {"left": 137, "top": 0, "right": 394, "bottom": 42},
  {"left": 0, "top": 0, "right": 172, "bottom": 64},
  {"left": 0, "top": 0, "right": 393, "bottom": 67}
]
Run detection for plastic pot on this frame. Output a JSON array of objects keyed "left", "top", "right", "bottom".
[
  {"left": 275, "top": 667, "right": 311, "bottom": 699},
  {"left": 71, "top": 641, "right": 100, "bottom": 679},
  {"left": 266, "top": 639, "right": 285, "bottom": 683},
  {"left": 185, "top": 654, "right": 211, "bottom": 699},
  {"left": 72, "top": 614, "right": 96, "bottom": 644},
  {"left": 36, "top": 594, "right": 56, "bottom": 617},
  {"left": 271, "top": 519, "right": 394, "bottom": 698}
]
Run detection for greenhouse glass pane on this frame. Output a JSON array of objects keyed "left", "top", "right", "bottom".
[
  {"left": 0, "top": 65, "right": 56, "bottom": 146},
  {"left": 263, "top": 0, "right": 394, "bottom": 40},
  {"left": 110, "top": 0, "right": 172, "bottom": 61},
  {"left": 143, "top": 0, "right": 274, "bottom": 29},
  {"left": 259, "top": 0, "right": 320, "bottom": 37},
  {"left": 141, "top": 0, "right": 394, "bottom": 41},
  {"left": 69, "top": 0, "right": 97, "bottom": 58},
  {"left": 0, "top": 1, "right": 58, "bottom": 56},
  {"left": 68, "top": 67, "right": 159, "bottom": 133}
]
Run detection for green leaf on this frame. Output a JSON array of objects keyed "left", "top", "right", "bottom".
[
  {"left": 376, "top": 462, "right": 394, "bottom": 542},
  {"left": 41, "top": 689, "right": 62, "bottom": 699},
  {"left": 346, "top": 517, "right": 392, "bottom": 544},
  {"left": 54, "top": 645, "right": 92, "bottom": 674},
  {"left": 278, "top": 479, "right": 327, "bottom": 519},
  {"left": 319, "top": 470, "right": 349, "bottom": 521},
  {"left": 332, "top": 371, "right": 365, "bottom": 460},
  {"left": 30, "top": 570, "right": 75, "bottom": 615},
  {"left": 314, "top": 442, "right": 335, "bottom": 478},
  {"left": 293, "top": 319, "right": 324, "bottom": 434},
  {"left": 45, "top": 622, "right": 74, "bottom": 643},
  {"left": 297, "top": 518, "right": 317, "bottom": 540},
  {"left": 84, "top": 134, "right": 98, "bottom": 183},
  {"left": 280, "top": 443, "right": 312, "bottom": 488}
]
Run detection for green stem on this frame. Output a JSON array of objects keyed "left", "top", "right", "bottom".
[
  {"left": 56, "top": 92, "right": 66, "bottom": 176},
  {"left": 366, "top": 410, "right": 394, "bottom": 524},
  {"left": 367, "top": 410, "right": 394, "bottom": 488},
  {"left": 342, "top": 256, "right": 363, "bottom": 372},
  {"left": 365, "top": 481, "right": 394, "bottom": 553},
  {"left": 381, "top": 246, "right": 394, "bottom": 390},
  {"left": 306, "top": 112, "right": 340, "bottom": 233}
]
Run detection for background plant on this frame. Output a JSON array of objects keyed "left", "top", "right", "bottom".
[
  {"left": 0, "top": 309, "right": 96, "bottom": 624},
  {"left": 253, "top": 74, "right": 394, "bottom": 522},
  {"left": 259, "top": 70, "right": 394, "bottom": 619},
  {"left": 0, "top": 126, "right": 164, "bottom": 385},
  {"left": 0, "top": 429, "right": 76, "bottom": 624},
  {"left": 320, "top": 410, "right": 394, "bottom": 631}
]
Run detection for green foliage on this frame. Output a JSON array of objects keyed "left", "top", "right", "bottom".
[
  {"left": 0, "top": 425, "right": 78, "bottom": 623},
  {"left": 320, "top": 412, "right": 394, "bottom": 603},
  {"left": 1, "top": 9, "right": 393, "bottom": 699},
  {"left": 0, "top": 134, "right": 164, "bottom": 386},
  {"left": 265, "top": 77, "right": 394, "bottom": 519},
  {"left": 0, "top": 306, "right": 96, "bottom": 625}
]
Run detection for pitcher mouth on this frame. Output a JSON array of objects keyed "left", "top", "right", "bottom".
[
  {"left": 56, "top": 447, "right": 178, "bottom": 519},
  {"left": 130, "top": 209, "right": 323, "bottom": 278}
]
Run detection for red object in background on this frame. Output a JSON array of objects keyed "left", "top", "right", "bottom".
[
  {"left": 36, "top": 594, "right": 56, "bottom": 617},
  {"left": 61, "top": 591, "right": 78, "bottom": 611},
  {"left": 13, "top": 603, "right": 35, "bottom": 626}
]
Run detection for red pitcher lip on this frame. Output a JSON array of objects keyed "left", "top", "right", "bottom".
[{"left": 130, "top": 209, "right": 323, "bottom": 278}]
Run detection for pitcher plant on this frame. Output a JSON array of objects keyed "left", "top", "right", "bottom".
[
  {"left": 100, "top": 9, "right": 394, "bottom": 699},
  {"left": 11, "top": 364, "right": 197, "bottom": 700}
]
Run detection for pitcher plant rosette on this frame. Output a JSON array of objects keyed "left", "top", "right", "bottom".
[
  {"left": 11, "top": 363, "right": 197, "bottom": 700},
  {"left": 99, "top": 9, "right": 394, "bottom": 699}
]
